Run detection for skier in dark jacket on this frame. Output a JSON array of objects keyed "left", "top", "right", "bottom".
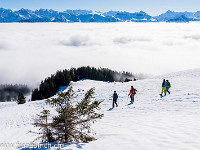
[
  {"left": 166, "top": 80, "right": 171, "bottom": 94},
  {"left": 112, "top": 91, "right": 118, "bottom": 107},
  {"left": 128, "top": 86, "right": 137, "bottom": 103}
]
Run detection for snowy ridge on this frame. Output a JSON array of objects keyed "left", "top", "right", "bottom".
[
  {"left": 156, "top": 68, "right": 200, "bottom": 79},
  {"left": 1, "top": 69, "right": 200, "bottom": 150},
  {"left": 155, "top": 10, "right": 200, "bottom": 22},
  {"left": 0, "top": 8, "right": 155, "bottom": 23},
  {"left": 1, "top": 8, "right": 200, "bottom": 23}
]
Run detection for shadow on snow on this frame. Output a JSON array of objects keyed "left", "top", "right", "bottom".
[{"left": 108, "top": 107, "right": 114, "bottom": 111}]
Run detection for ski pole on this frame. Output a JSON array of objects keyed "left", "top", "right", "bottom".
[{"left": 127, "top": 95, "right": 130, "bottom": 102}]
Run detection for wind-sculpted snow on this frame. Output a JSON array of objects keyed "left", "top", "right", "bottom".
[{"left": 0, "top": 70, "right": 200, "bottom": 150}]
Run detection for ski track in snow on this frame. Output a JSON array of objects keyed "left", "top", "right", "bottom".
[{"left": 0, "top": 69, "right": 200, "bottom": 150}]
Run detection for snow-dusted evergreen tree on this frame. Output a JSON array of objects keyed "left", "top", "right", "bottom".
[
  {"left": 7, "top": 95, "right": 11, "bottom": 101},
  {"left": 35, "top": 87, "right": 103, "bottom": 143},
  {"left": 34, "top": 109, "right": 55, "bottom": 142},
  {"left": 17, "top": 92, "right": 26, "bottom": 104}
]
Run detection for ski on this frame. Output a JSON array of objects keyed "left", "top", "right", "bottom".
[
  {"left": 128, "top": 102, "right": 133, "bottom": 105},
  {"left": 160, "top": 94, "right": 166, "bottom": 98}
]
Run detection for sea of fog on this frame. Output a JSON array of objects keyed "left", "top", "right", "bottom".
[{"left": 0, "top": 22, "right": 200, "bottom": 87}]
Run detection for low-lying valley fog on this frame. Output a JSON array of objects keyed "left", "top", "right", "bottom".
[{"left": 0, "top": 22, "right": 200, "bottom": 87}]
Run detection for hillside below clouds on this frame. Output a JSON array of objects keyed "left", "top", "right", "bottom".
[
  {"left": 0, "top": 68, "right": 200, "bottom": 150},
  {"left": 1, "top": 8, "right": 200, "bottom": 23}
]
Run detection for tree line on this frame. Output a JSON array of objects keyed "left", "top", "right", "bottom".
[
  {"left": 0, "top": 84, "right": 31, "bottom": 102},
  {"left": 31, "top": 66, "right": 136, "bottom": 101}
]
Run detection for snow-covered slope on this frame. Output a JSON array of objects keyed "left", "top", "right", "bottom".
[
  {"left": 157, "top": 68, "right": 200, "bottom": 79},
  {"left": 0, "top": 69, "right": 200, "bottom": 150}
]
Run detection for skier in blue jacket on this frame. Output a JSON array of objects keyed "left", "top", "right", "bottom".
[
  {"left": 112, "top": 91, "right": 118, "bottom": 107},
  {"left": 160, "top": 79, "right": 168, "bottom": 96}
]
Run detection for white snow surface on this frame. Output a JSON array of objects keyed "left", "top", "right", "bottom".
[{"left": 1, "top": 69, "right": 200, "bottom": 150}]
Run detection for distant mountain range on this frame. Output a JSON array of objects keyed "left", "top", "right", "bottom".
[
  {"left": 1, "top": 8, "right": 200, "bottom": 23},
  {"left": 156, "top": 10, "right": 200, "bottom": 22}
]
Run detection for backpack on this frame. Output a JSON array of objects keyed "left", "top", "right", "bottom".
[
  {"left": 113, "top": 93, "right": 118, "bottom": 99},
  {"left": 167, "top": 82, "right": 171, "bottom": 88},
  {"left": 132, "top": 89, "right": 136, "bottom": 94}
]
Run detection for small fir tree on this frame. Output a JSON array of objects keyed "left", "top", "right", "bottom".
[
  {"left": 7, "top": 95, "right": 11, "bottom": 101},
  {"left": 35, "top": 87, "right": 103, "bottom": 143},
  {"left": 17, "top": 92, "right": 26, "bottom": 104},
  {"left": 34, "top": 109, "right": 55, "bottom": 142}
]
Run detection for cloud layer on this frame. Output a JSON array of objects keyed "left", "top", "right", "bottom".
[{"left": 0, "top": 22, "right": 200, "bottom": 87}]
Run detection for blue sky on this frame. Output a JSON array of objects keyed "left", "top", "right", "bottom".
[{"left": 0, "top": 0, "right": 200, "bottom": 16}]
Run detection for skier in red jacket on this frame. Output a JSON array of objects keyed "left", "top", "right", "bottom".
[{"left": 128, "top": 86, "right": 137, "bottom": 103}]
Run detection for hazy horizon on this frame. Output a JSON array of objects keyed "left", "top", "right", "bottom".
[
  {"left": 1, "top": 0, "right": 200, "bottom": 16},
  {"left": 0, "top": 22, "right": 200, "bottom": 87},
  {"left": 1, "top": 7, "right": 200, "bottom": 16}
]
